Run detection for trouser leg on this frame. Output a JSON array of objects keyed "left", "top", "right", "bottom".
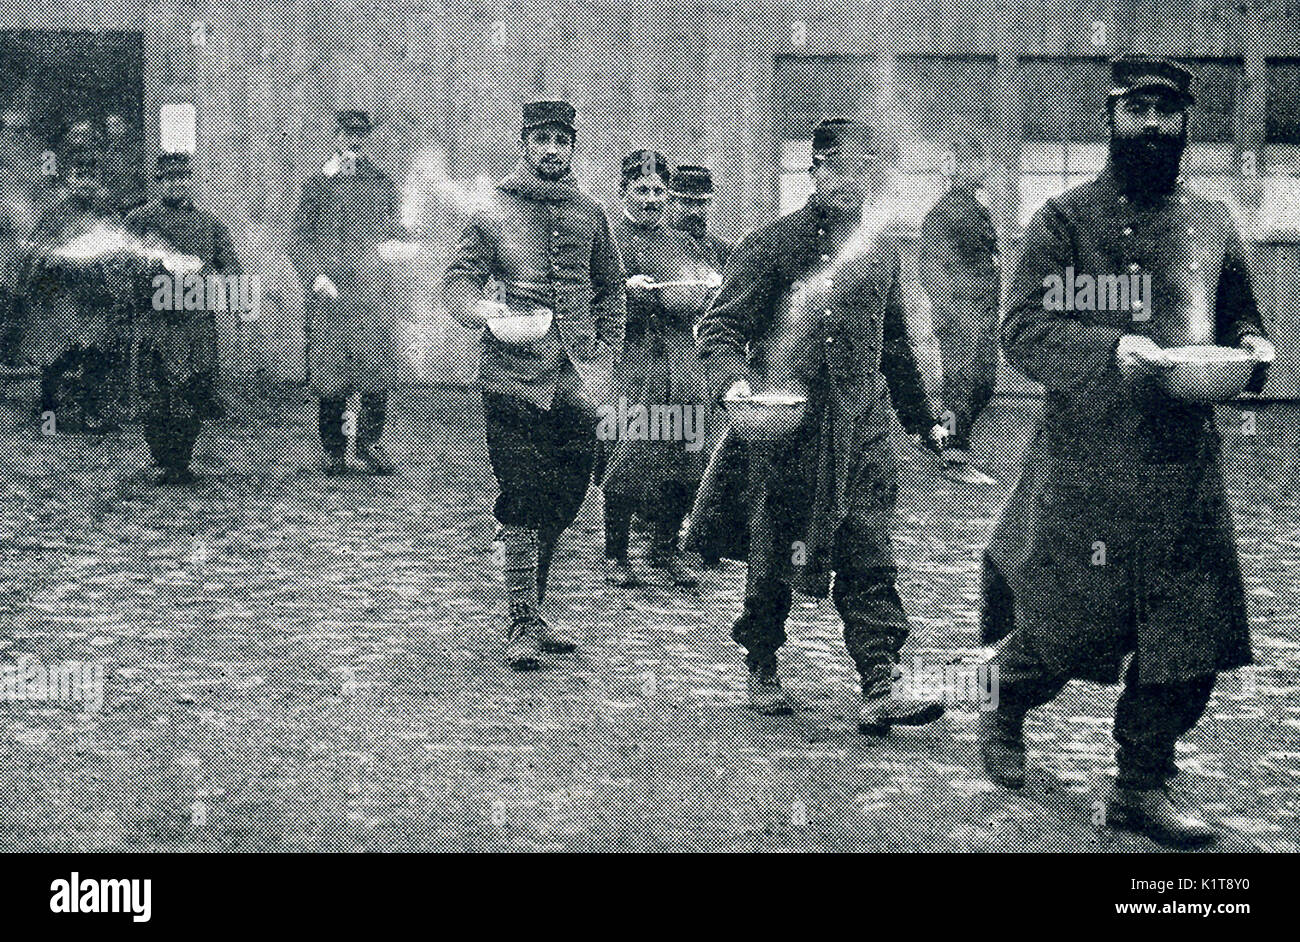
[
  {"left": 499, "top": 524, "right": 538, "bottom": 624},
  {"left": 358, "top": 390, "right": 388, "bottom": 446},
  {"left": 604, "top": 493, "right": 634, "bottom": 560},
  {"left": 1114, "top": 659, "right": 1215, "bottom": 791},
  {"left": 832, "top": 565, "right": 912, "bottom": 697},
  {"left": 986, "top": 627, "right": 1072, "bottom": 720},
  {"left": 732, "top": 579, "right": 793, "bottom": 672},
  {"left": 650, "top": 481, "right": 688, "bottom": 561},
  {"left": 318, "top": 396, "right": 346, "bottom": 457},
  {"left": 484, "top": 391, "right": 593, "bottom": 612},
  {"left": 979, "top": 550, "right": 1017, "bottom": 646}
]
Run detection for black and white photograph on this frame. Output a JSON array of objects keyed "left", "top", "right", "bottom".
[{"left": 0, "top": 0, "right": 1296, "bottom": 911}]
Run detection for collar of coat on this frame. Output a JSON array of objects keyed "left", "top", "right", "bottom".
[
  {"left": 322, "top": 153, "right": 379, "bottom": 177},
  {"left": 498, "top": 159, "right": 579, "bottom": 202}
]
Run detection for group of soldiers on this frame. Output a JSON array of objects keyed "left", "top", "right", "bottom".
[
  {"left": 445, "top": 55, "right": 1276, "bottom": 850},
  {"left": 3, "top": 53, "right": 1278, "bottom": 849},
  {"left": 6, "top": 138, "right": 237, "bottom": 484}
]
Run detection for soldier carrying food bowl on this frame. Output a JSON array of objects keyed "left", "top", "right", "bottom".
[
  {"left": 978, "top": 56, "right": 1274, "bottom": 848},
  {"left": 444, "top": 100, "right": 626, "bottom": 671},
  {"left": 691, "top": 117, "right": 950, "bottom": 733}
]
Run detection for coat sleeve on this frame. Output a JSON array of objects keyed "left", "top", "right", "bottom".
[
  {"left": 288, "top": 177, "right": 321, "bottom": 289},
  {"left": 697, "top": 229, "right": 773, "bottom": 404},
  {"left": 917, "top": 198, "right": 955, "bottom": 318},
  {"left": 210, "top": 219, "right": 242, "bottom": 276},
  {"left": 1215, "top": 206, "right": 1269, "bottom": 393},
  {"left": 589, "top": 209, "right": 626, "bottom": 353},
  {"left": 1001, "top": 200, "right": 1125, "bottom": 393},
  {"left": 882, "top": 250, "right": 943, "bottom": 436},
  {"left": 442, "top": 212, "right": 493, "bottom": 329}
]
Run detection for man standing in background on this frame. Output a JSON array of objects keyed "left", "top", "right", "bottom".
[
  {"left": 667, "top": 164, "right": 732, "bottom": 275},
  {"left": 125, "top": 152, "right": 236, "bottom": 484},
  {"left": 918, "top": 134, "right": 1000, "bottom": 480},
  {"left": 445, "top": 100, "right": 625, "bottom": 670},
  {"left": 290, "top": 110, "right": 403, "bottom": 476}
]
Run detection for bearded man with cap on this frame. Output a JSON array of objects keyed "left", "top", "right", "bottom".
[
  {"left": 445, "top": 100, "right": 625, "bottom": 670},
  {"left": 124, "top": 152, "right": 236, "bottom": 484},
  {"left": 601, "top": 150, "right": 717, "bottom": 589},
  {"left": 692, "top": 117, "right": 950, "bottom": 732},
  {"left": 290, "top": 110, "right": 404, "bottom": 475},
  {"left": 977, "top": 56, "right": 1274, "bottom": 848}
]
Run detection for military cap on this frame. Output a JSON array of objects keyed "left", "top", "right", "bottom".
[
  {"left": 812, "top": 117, "right": 884, "bottom": 157},
  {"left": 154, "top": 151, "right": 193, "bottom": 180},
  {"left": 335, "top": 110, "right": 375, "bottom": 134},
  {"left": 668, "top": 165, "right": 715, "bottom": 199},
  {"left": 1109, "top": 55, "right": 1196, "bottom": 105},
  {"left": 620, "top": 149, "right": 670, "bottom": 184},
  {"left": 522, "top": 100, "right": 576, "bottom": 133}
]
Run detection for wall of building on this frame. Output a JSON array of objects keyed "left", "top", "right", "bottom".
[{"left": 1, "top": 0, "right": 1298, "bottom": 393}]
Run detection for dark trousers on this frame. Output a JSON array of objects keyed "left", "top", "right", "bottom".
[
  {"left": 318, "top": 391, "right": 387, "bottom": 456},
  {"left": 604, "top": 482, "right": 689, "bottom": 561},
  {"left": 483, "top": 390, "right": 595, "bottom": 597},
  {"left": 143, "top": 407, "right": 202, "bottom": 471},
  {"left": 941, "top": 373, "right": 995, "bottom": 453},
  {"left": 732, "top": 523, "right": 911, "bottom": 692},
  {"left": 989, "top": 628, "right": 1215, "bottom": 790},
  {"left": 41, "top": 345, "right": 114, "bottom": 428}
]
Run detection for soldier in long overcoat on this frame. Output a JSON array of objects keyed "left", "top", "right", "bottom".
[
  {"left": 692, "top": 118, "right": 950, "bottom": 732},
  {"left": 978, "top": 57, "right": 1275, "bottom": 848},
  {"left": 290, "top": 110, "right": 403, "bottom": 475},
  {"left": 601, "top": 151, "right": 717, "bottom": 588},
  {"left": 444, "top": 100, "right": 626, "bottom": 670},
  {"left": 918, "top": 135, "right": 1000, "bottom": 475}
]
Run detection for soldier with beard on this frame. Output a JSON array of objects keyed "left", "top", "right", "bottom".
[
  {"left": 693, "top": 118, "right": 949, "bottom": 731},
  {"left": 978, "top": 57, "right": 1274, "bottom": 847},
  {"left": 445, "top": 100, "right": 625, "bottom": 670}
]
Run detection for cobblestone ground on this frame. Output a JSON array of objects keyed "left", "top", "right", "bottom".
[{"left": 0, "top": 386, "right": 1296, "bottom": 852}]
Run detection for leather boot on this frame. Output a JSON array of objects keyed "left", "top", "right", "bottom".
[
  {"left": 1105, "top": 786, "right": 1217, "bottom": 849},
  {"left": 979, "top": 708, "right": 1027, "bottom": 788}
]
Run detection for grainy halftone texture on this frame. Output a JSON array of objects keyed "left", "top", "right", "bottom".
[{"left": 0, "top": 4, "right": 1295, "bottom": 854}]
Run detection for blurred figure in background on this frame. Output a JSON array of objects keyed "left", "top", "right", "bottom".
[
  {"left": 290, "top": 110, "right": 403, "bottom": 475},
  {"left": 667, "top": 164, "right": 732, "bottom": 275},
  {"left": 125, "top": 152, "right": 235, "bottom": 484},
  {"left": 918, "top": 132, "right": 1000, "bottom": 480},
  {"left": 16, "top": 147, "right": 130, "bottom": 432}
]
